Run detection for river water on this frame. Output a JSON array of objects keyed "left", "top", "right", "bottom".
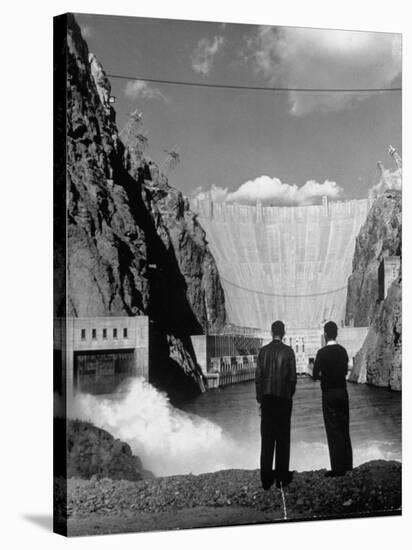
[
  {"left": 179, "top": 378, "right": 401, "bottom": 472},
  {"left": 72, "top": 376, "right": 401, "bottom": 476}
]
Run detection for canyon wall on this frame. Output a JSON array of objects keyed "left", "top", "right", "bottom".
[
  {"left": 57, "top": 15, "right": 225, "bottom": 399},
  {"left": 346, "top": 190, "right": 402, "bottom": 390},
  {"left": 349, "top": 276, "right": 401, "bottom": 390},
  {"left": 345, "top": 190, "right": 401, "bottom": 326}
]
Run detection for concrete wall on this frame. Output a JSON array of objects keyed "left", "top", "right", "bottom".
[{"left": 191, "top": 198, "right": 369, "bottom": 330}]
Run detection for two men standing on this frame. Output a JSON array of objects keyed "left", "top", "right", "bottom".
[{"left": 256, "top": 319, "right": 352, "bottom": 490}]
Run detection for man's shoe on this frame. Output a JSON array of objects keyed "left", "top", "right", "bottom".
[
  {"left": 276, "top": 471, "right": 294, "bottom": 488},
  {"left": 324, "top": 470, "right": 345, "bottom": 478},
  {"left": 262, "top": 471, "right": 275, "bottom": 490}
]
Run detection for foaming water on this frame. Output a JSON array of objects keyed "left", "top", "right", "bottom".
[
  {"left": 69, "top": 378, "right": 254, "bottom": 476},
  {"left": 69, "top": 377, "right": 401, "bottom": 476}
]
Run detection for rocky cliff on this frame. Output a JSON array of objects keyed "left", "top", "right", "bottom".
[
  {"left": 349, "top": 275, "right": 401, "bottom": 390},
  {"left": 345, "top": 190, "right": 402, "bottom": 390},
  {"left": 57, "top": 14, "right": 226, "bottom": 399},
  {"left": 345, "top": 190, "right": 401, "bottom": 326}
]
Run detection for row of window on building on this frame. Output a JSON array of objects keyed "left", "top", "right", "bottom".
[
  {"left": 81, "top": 327, "right": 128, "bottom": 340},
  {"left": 287, "top": 337, "right": 305, "bottom": 353}
]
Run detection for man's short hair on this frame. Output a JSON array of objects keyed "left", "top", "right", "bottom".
[
  {"left": 271, "top": 320, "right": 285, "bottom": 338},
  {"left": 324, "top": 321, "right": 338, "bottom": 340}
]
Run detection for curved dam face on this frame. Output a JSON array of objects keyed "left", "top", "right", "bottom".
[{"left": 190, "top": 198, "right": 370, "bottom": 330}]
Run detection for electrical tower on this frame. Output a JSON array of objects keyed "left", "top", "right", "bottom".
[
  {"left": 120, "top": 109, "right": 149, "bottom": 158},
  {"left": 388, "top": 145, "right": 402, "bottom": 170},
  {"left": 160, "top": 148, "right": 180, "bottom": 176}
]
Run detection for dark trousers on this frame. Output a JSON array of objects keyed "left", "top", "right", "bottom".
[
  {"left": 322, "top": 388, "right": 353, "bottom": 473},
  {"left": 260, "top": 395, "right": 293, "bottom": 487}
]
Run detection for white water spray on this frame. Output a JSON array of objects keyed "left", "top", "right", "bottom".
[{"left": 69, "top": 377, "right": 256, "bottom": 476}]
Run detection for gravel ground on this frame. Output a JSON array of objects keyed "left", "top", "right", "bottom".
[{"left": 62, "top": 460, "right": 401, "bottom": 536}]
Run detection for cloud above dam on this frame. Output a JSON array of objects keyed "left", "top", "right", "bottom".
[
  {"left": 191, "top": 35, "right": 225, "bottom": 75},
  {"left": 193, "top": 176, "right": 344, "bottom": 206},
  {"left": 245, "top": 27, "right": 401, "bottom": 115}
]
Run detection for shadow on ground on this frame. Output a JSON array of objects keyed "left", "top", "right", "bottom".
[{"left": 22, "top": 515, "right": 53, "bottom": 532}]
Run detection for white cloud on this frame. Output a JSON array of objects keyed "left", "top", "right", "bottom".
[
  {"left": 193, "top": 184, "right": 230, "bottom": 203},
  {"left": 191, "top": 36, "right": 224, "bottom": 75},
  {"left": 193, "top": 176, "right": 344, "bottom": 206},
  {"left": 124, "top": 80, "right": 169, "bottom": 103},
  {"left": 247, "top": 26, "right": 401, "bottom": 115}
]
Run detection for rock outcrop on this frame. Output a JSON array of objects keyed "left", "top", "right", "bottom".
[
  {"left": 349, "top": 275, "right": 401, "bottom": 390},
  {"left": 56, "top": 14, "right": 226, "bottom": 399},
  {"left": 345, "top": 190, "right": 402, "bottom": 390},
  {"left": 67, "top": 419, "right": 150, "bottom": 481},
  {"left": 121, "top": 135, "right": 226, "bottom": 335},
  {"left": 345, "top": 190, "right": 401, "bottom": 326}
]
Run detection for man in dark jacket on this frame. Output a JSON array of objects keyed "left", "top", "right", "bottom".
[
  {"left": 256, "top": 321, "right": 297, "bottom": 490},
  {"left": 313, "top": 321, "right": 353, "bottom": 477}
]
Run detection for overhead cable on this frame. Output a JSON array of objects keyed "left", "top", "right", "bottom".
[
  {"left": 219, "top": 276, "right": 347, "bottom": 298},
  {"left": 107, "top": 73, "right": 401, "bottom": 93}
]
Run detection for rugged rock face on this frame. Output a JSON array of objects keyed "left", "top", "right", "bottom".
[
  {"left": 58, "top": 14, "right": 226, "bottom": 398},
  {"left": 345, "top": 190, "right": 401, "bottom": 326},
  {"left": 346, "top": 189, "right": 402, "bottom": 390},
  {"left": 67, "top": 419, "right": 150, "bottom": 481},
  {"left": 122, "top": 145, "right": 226, "bottom": 334},
  {"left": 64, "top": 16, "right": 148, "bottom": 318},
  {"left": 349, "top": 275, "right": 401, "bottom": 390}
]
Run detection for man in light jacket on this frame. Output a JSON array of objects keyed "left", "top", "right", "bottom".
[{"left": 256, "top": 320, "right": 297, "bottom": 490}]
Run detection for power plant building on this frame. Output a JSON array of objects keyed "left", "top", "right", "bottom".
[{"left": 54, "top": 316, "right": 149, "bottom": 401}]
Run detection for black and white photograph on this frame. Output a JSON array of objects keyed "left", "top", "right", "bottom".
[{"left": 51, "top": 11, "right": 403, "bottom": 537}]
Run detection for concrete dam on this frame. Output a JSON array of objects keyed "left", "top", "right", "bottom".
[{"left": 190, "top": 197, "right": 370, "bottom": 330}]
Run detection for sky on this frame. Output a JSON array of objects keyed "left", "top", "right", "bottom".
[{"left": 75, "top": 13, "right": 402, "bottom": 204}]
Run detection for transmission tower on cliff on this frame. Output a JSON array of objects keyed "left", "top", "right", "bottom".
[
  {"left": 388, "top": 145, "right": 402, "bottom": 170},
  {"left": 377, "top": 161, "right": 387, "bottom": 184},
  {"left": 119, "top": 109, "right": 149, "bottom": 159},
  {"left": 160, "top": 147, "right": 181, "bottom": 176}
]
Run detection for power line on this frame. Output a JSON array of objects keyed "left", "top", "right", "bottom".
[
  {"left": 107, "top": 73, "right": 401, "bottom": 93},
  {"left": 219, "top": 275, "right": 347, "bottom": 298}
]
